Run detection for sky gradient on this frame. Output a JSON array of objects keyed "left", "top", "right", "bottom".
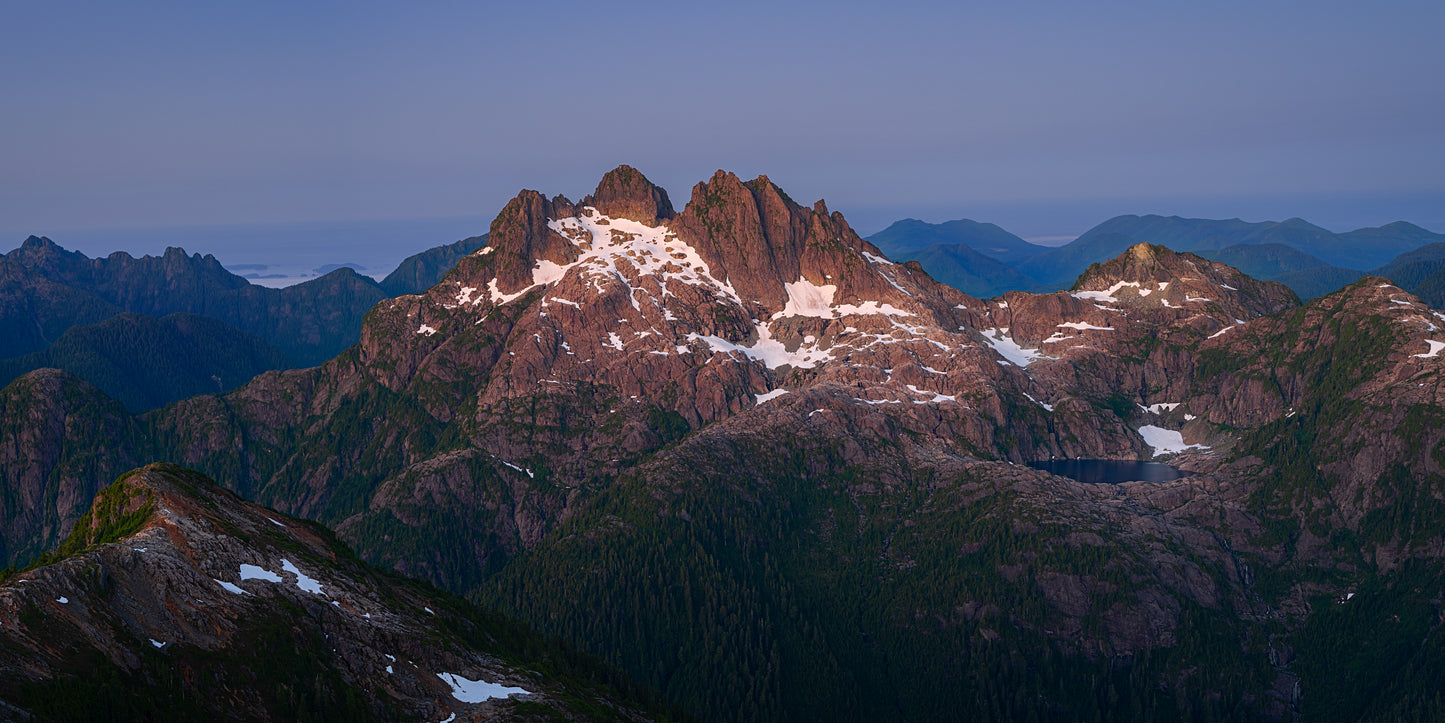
[{"left": 3, "top": 0, "right": 1442, "bottom": 251}]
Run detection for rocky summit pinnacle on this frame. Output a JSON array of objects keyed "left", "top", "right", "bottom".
[{"left": 581, "top": 164, "right": 675, "bottom": 225}]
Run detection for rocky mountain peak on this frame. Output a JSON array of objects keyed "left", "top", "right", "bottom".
[
  {"left": 20, "top": 235, "right": 56, "bottom": 249},
  {"left": 664, "top": 169, "right": 905, "bottom": 311},
  {"left": 409, "top": 167, "right": 954, "bottom": 330},
  {"left": 1069, "top": 243, "right": 1298, "bottom": 319},
  {"left": 355, "top": 168, "right": 994, "bottom": 459},
  {"left": 7, "top": 234, "right": 88, "bottom": 271},
  {"left": 580, "top": 164, "right": 675, "bottom": 225}
]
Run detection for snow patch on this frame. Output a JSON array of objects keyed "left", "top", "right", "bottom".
[
  {"left": 55, "top": 597, "right": 68, "bottom": 604},
  {"left": 1024, "top": 393, "right": 1054, "bottom": 412},
  {"left": 487, "top": 278, "right": 531, "bottom": 305},
  {"left": 690, "top": 323, "right": 835, "bottom": 370},
  {"left": 281, "top": 559, "right": 324, "bottom": 595},
  {"left": 1072, "top": 281, "right": 1142, "bottom": 304},
  {"left": 150, "top": 639, "right": 165, "bottom": 648},
  {"left": 1057, "top": 321, "right": 1113, "bottom": 331},
  {"left": 436, "top": 672, "right": 531, "bottom": 703},
  {"left": 980, "top": 328, "right": 1047, "bottom": 367},
  {"left": 862, "top": 251, "right": 894, "bottom": 265},
  {"left": 1220, "top": 284, "right": 1237, "bottom": 291},
  {"left": 1137, "top": 425, "right": 1209, "bottom": 457},
  {"left": 755, "top": 389, "right": 789, "bottom": 404},
  {"left": 495, "top": 457, "right": 534, "bottom": 479},
  {"left": 1413, "top": 340, "right": 1445, "bottom": 359},
  {"left": 215, "top": 579, "right": 248, "bottom": 595},
  {"left": 775, "top": 278, "right": 837, "bottom": 318},
  {"left": 417, "top": 324, "right": 438, "bottom": 336},
  {"left": 542, "top": 210, "right": 743, "bottom": 309},
  {"left": 834, "top": 301, "right": 912, "bottom": 317},
  {"left": 905, "top": 384, "right": 956, "bottom": 403},
  {"left": 770, "top": 278, "right": 911, "bottom": 319},
  {"left": 1207, "top": 325, "right": 1235, "bottom": 339},
  {"left": 266, "top": 517, "right": 285, "bottom": 527},
  {"left": 240, "top": 564, "right": 282, "bottom": 583},
  {"left": 607, "top": 332, "right": 624, "bottom": 351},
  {"left": 532, "top": 259, "right": 568, "bottom": 286},
  {"left": 1144, "top": 403, "right": 1180, "bottom": 414}
]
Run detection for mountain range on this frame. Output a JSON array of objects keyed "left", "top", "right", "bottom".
[
  {"left": 869, "top": 214, "right": 1445, "bottom": 303},
  {"left": 0, "top": 233, "right": 488, "bottom": 411},
  {"left": 2, "top": 166, "right": 1443, "bottom": 720}
]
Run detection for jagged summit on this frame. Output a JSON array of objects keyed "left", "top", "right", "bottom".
[
  {"left": 361, "top": 167, "right": 979, "bottom": 409},
  {"left": 581, "top": 164, "right": 675, "bottom": 225},
  {"left": 451, "top": 166, "right": 911, "bottom": 315}
]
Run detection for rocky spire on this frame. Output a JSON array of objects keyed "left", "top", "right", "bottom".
[
  {"left": 581, "top": 165, "right": 674, "bottom": 225},
  {"left": 667, "top": 170, "right": 896, "bottom": 310}
]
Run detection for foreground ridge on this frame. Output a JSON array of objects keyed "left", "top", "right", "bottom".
[{"left": 0, "top": 463, "right": 671, "bottom": 722}]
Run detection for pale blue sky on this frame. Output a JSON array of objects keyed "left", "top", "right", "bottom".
[{"left": 3, "top": 0, "right": 1442, "bottom": 245}]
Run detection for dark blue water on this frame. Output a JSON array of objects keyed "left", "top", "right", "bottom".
[{"left": 1028, "top": 459, "right": 1187, "bottom": 484}]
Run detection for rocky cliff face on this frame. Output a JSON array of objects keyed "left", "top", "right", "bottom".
[
  {"left": 0, "top": 463, "right": 667, "bottom": 722},
  {"left": 0, "top": 370, "right": 145, "bottom": 568}
]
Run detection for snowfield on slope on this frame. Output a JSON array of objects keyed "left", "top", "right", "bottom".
[{"left": 1137, "top": 425, "right": 1209, "bottom": 456}]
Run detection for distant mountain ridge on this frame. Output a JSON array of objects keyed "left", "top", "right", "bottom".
[
  {"left": 3, "top": 236, "right": 386, "bottom": 367},
  {"left": 1017, "top": 215, "right": 1444, "bottom": 288},
  {"left": 869, "top": 213, "right": 1443, "bottom": 302},
  {"left": 869, "top": 218, "right": 1050, "bottom": 265},
  {"left": 3, "top": 232, "right": 491, "bottom": 367},
  {"left": 0, "top": 231, "right": 492, "bottom": 415},
  {"left": 379, "top": 233, "right": 489, "bottom": 296}
]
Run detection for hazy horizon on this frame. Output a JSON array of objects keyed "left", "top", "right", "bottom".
[
  {"left": 7, "top": 188, "right": 1443, "bottom": 286},
  {"left": 3, "top": 1, "right": 1440, "bottom": 263},
  {"left": 8, "top": 181, "right": 1442, "bottom": 272}
]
